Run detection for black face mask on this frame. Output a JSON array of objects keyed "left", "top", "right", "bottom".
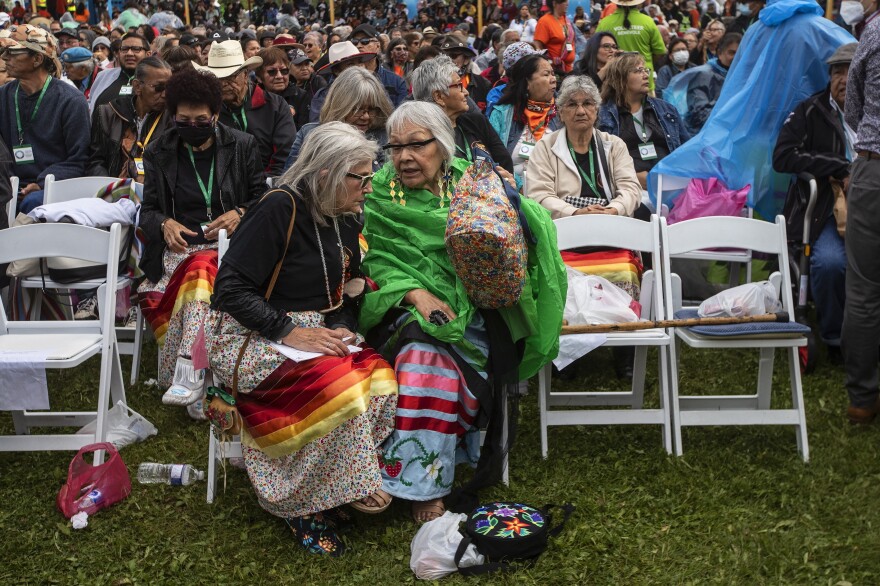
[{"left": 176, "top": 122, "right": 215, "bottom": 147}]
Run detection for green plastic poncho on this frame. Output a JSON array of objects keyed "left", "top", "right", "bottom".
[{"left": 360, "top": 158, "right": 567, "bottom": 380}]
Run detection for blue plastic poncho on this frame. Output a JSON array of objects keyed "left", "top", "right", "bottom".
[
  {"left": 647, "top": 0, "right": 855, "bottom": 220},
  {"left": 664, "top": 58, "right": 729, "bottom": 136}
]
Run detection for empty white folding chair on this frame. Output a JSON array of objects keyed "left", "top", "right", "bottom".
[
  {"left": 660, "top": 215, "right": 810, "bottom": 462},
  {"left": 655, "top": 173, "right": 753, "bottom": 286},
  {"left": 538, "top": 214, "right": 675, "bottom": 457},
  {"left": 20, "top": 174, "right": 143, "bottom": 385},
  {"left": 0, "top": 223, "right": 126, "bottom": 454}
]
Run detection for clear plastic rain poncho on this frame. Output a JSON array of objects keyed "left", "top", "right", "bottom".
[{"left": 648, "top": 0, "right": 856, "bottom": 220}]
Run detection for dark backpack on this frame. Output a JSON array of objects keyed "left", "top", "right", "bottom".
[{"left": 454, "top": 502, "right": 574, "bottom": 575}]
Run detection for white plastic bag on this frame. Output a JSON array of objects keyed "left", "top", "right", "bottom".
[
  {"left": 698, "top": 281, "right": 782, "bottom": 318},
  {"left": 77, "top": 401, "right": 158, "bottom": 449},
  {"left": 410, "top": 511, "right": 484, "bottom": 580},
  {"left": 564, "top": 268, "right": 640, "bottom": 325}
]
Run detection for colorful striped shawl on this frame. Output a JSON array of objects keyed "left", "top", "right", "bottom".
[{"left": 237, "top": 347, "right": 398, "bottom": 458}]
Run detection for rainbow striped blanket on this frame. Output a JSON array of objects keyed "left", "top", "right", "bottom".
[
  {"left": 561, "top": 249, "right": 644, "bottom": 301},
  {"left": 139, "top": 249, "right": 218, "bottom": 346},
  {"left": 238, "top": 347, "right": 398, "bottom": 458}
]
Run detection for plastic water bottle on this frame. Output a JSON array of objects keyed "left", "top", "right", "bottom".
[{"left": 137, "top": 463, "right": 205, "bottom": 486}]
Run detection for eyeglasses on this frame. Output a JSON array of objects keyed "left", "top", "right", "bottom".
[
  {"left": 448, "top": 81, "right": 464, "bottom": 92},
  {"left": 631, "top": 67, "right": 651, "bottom": 75},
  {"left": 303, "top": 42, "right": 318, "bottom": 48},
  {"left": 351, "top": 106, "right": 382, "bottom": 118},
  {"left": 383, "top": 137, "right": 437, "bottom": 156},
  {"left": 119, "top": 45, "right": 146, "bottom": 53},
  {"left": 142, "top": 81, "right": 167, "bottom": 92},
  {"left": 1, "top": 48, "right": 30, "bottom": 57},
  {"left": 392, "top": 46, "right": 409, "bottom": 51},
  {"left": 707, "top": 26, "right": 725, "bottom": 32},
  {"left": 351, "top": 37, "right": 377, "bottom": 46},
  {"left": 175, "top": 117, "right": 214, "bottom": 127},
  {"left": 265, "top": 67, "right": 290, "bottom": 77},
  {"left": 346, "top": 171, "right": 375, "bottom": 190},
  {"left": 599, "top": 43, "right": 618, "bottom": 50},
  {"left": 563, "top": 100, "right": 596, "bottom": 111}
]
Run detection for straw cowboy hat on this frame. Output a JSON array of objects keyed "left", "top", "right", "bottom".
[
  {"left": 317, "top": 40, "right": 376, "bottom": 74},
  {"left": 192, "top": 39, "right": 262, "bottom": 78}
]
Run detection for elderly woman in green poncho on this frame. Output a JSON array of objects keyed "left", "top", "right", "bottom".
[{"left": 359, "top": 101, "right": 566, "bottom": 523}]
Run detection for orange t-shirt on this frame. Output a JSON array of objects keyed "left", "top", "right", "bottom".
[{"left": 534, "top": 13, "right": 575, "bottom": 72}]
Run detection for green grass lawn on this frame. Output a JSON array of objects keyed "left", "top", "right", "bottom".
[{"left": 1, "top": 339, "right": 878, "bottom": 585}]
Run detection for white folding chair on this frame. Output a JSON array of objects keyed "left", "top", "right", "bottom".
[
  {"left": 207, "top": 230, "right": 240, "bottom": 503},
  {"left": 656, "top": 173, "right": 753, "bottom": 286},
  {"left": 7, "top": 176, "right": 17, "bottom": 228},
  {"left": 537, "top": 215, "right": 675, "bottom": 457},
  {"left": 21, "top": 175, "right": 144, "bottom": 385},
  {"left": 0, "top": 223, "right": 126, "bottom": 456},
  {"left": 660, "top": 215, "right": 809, "bottom": 462}
]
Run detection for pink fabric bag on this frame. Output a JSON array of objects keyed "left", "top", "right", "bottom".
[{"left": 666, "top": 178, "right": 750, "bottom": 224}]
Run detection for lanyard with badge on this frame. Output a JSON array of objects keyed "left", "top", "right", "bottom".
[
  {"left": 13, "top": 75, "right": 50, "bottom": 165},
  {"left": 632, "top": 114, "right": 658, "bottom": 161},
  {"left": 186, "top": 145, "right": 216, "bottom": 226},
  {"left": 133, "top": 113, "right": 163, "bottom": 176},
  {"left": 119, "top": 72, "right": 135, "bottom": 96},
  {"left": 568, "top": 142, "right": 601, "bottom": 197}
]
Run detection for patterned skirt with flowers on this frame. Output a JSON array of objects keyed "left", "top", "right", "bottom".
[
  {"left": 204, "top": 309, "right": 398, "bottom": 519},
  {"left": 138, "top": 244, "right": 217, "bottom": 387},
  {"left": 379, "top": 315, "right": 489, "bottom": 502}
]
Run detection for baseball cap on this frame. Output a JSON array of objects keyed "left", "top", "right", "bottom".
[
  {"left": 351, "top": 24, "right": 380, "bottom": 40},
  {"left": 288, "top": 47, "right": 311, "bottom": 65}
]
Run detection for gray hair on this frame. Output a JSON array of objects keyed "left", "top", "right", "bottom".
[
  {"left": 410, "top": 54, "right": 457, "bottom": 102},
  {"left": 303, "top": 31, "right": 324, "bottom": 48},
  {"left": 70, "top": 58, "right": 96, "bottom": 75},
  {"left": 332, "top": 25, "right": 352, "bottom": 40},
  {"left": 386, "top": 101, "right": 455, "bottom": 168},
  {"left": 558, "top": 75, "right": 601, "bottom": 111},
  {"left": 319, "top": 67, "right": 393, "bottom": 129},
  {"left": 278, "top": 121, "right": 378, "bottom": 225}
]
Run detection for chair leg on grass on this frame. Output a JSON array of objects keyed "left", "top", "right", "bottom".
[
  {"left": 538, "top": 363, "right": 550, "bottom": 460},
  {"left": 757, "top": 347, "right": 775, "bottom": 410},
  {"left": 788, "top": 347, "right": 810, "bottom": 462},
  {"left": 631, "top": 346, "right": 648, "bottom": 409}
]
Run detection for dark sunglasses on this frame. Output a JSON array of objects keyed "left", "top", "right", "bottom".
[
  {"left": 346, "top": 171, "right": 375, "bottom": 189},
  {"left": 383, "top": 137, "right": 437, "bottom": 155},
  {"left": 265, "top": 67, "right": 290, "bottom": 77},
  {"left": 351, "top": 37, "right": 376, "bottom": 46},
  {"left": 175, "top": 117, "right": 214, "bottom": 128}
]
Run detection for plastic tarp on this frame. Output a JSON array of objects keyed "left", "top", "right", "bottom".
[{"left": 647, "top": 0, "right": 856, "bottom": 220}]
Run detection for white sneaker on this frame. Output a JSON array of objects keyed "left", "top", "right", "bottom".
[
  {"left": 74, "top": 296, "right": 99, "bottom": 320},
  {"left": 120, "top": 307, "right": 139, "bottom": 329},
  {"left": 162, "top": 357, "right": 205, "bottom": 406}
]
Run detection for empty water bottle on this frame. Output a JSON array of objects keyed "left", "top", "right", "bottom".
[{"left": 137, "top": 463, "right": 205, "bottom": 486}]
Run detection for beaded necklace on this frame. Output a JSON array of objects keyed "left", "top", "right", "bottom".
[{"left": 313, "top": 216, "right": 345, "bottom": 313}]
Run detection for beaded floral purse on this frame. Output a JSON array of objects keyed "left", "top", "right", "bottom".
[{"left": 445, "top": 146, "right": 528, "bottom": 309}]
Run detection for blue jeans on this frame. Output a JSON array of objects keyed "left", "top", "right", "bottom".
[
  {"left": 810, "top": 219, "right": 846, "bottom": 346},
  {"left": 18, "top": 190, "right": 44, "bottom": 215}
]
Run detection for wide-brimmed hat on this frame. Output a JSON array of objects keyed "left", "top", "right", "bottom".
[
  {"left": 441, "top": 39, "right": 477, "bottom": 57},
  {"left": 826, "top": 42, "right": 858, "bottom": 67},
  {"left": 192, "top": 40, "right": 262, "bottom": 78},
  {"left": 317, "top": 40, "right": 376, "bottom": 73},
  {"left": 612, "top": 0, "right": 646, "bottom": 5},
  {"left": 421, "top": 26, "right": 438, "bottom": 37},
  {"left": 272, "top": 34, "right": 303, "bottom": 50}
]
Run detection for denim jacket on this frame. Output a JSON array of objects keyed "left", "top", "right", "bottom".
[{"left": 597, "top": 97, "right": 691, "bottom": 152}]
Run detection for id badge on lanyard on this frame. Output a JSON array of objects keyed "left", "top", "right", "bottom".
[{"left": 13, "top": 144, "right": 35, "bottom": 165}]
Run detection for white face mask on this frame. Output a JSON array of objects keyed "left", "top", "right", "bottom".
[
  {"left": 737, "top": 2, "right": 751, "bottom": 15},
  {"left": 840, "top": 0, "right": 865, "bottom": 24},
  {"left": 671, "top": 49, "right": 690, "bottom": 66}
]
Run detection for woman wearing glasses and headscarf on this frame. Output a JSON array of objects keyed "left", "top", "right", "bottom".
[{"left": 138, "top": 67, "right": 264, "bottom": 415}]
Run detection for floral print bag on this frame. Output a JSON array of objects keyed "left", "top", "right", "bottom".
[{"left": 453, "top": 502, "right": 574, "bottom": 575}]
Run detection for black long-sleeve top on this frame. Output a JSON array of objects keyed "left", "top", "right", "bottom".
[{"left": 211, "top": 186, "right": 362, "bottom": 341}]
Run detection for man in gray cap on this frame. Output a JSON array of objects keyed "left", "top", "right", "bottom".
[
  {"left": 842, "top": 19, "right": 880, "bottom": 424},
  {"left": 772, "top": 42, "right": 858, "bottom": 371}
]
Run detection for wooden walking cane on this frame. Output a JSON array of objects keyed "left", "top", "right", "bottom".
[{"left": 560, "top": 312, "right": 792, "bottom": 335}]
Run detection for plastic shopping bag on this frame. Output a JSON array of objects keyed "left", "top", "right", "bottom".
[
  {"left": 666, "top": 177, "right": 749, "bottom": 224},
  {"left": 56, "top": 443, "right": 132, "bottom": 519},
  {"left": 77, "top": 400, "right": 157, "bottom": 449},
  {"left": 410, "top": 512, "right": 485, "bottom": 579},
  {"left": 564, "top": 268, "right": 640, "bottom": 325},
  {"left": 698, "top": 281, "right": 783, "bottom": 318}
]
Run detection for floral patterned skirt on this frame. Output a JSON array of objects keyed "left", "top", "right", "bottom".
[
  {"left": 379, "top": 316, "right": 489, "bottom": 502},
  {"left": 204, "top": 309, "right": 398, "bottom": 519},
  {"left": 138, "top": 244, "right": 217, "bottom": 387}
]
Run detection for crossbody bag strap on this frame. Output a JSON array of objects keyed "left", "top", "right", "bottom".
[{"left": 230, "top": 188, "right": 298, "bottom": 397}]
